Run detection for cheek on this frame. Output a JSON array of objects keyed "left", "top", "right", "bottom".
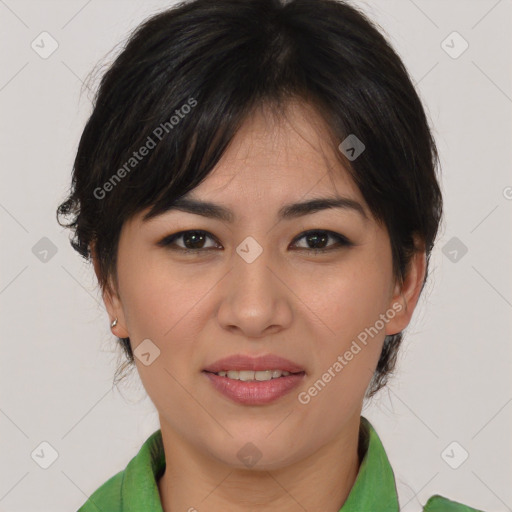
[
  {"left": 118, "top": 260, "right": 210, "bottom": 405},
  {"left": 118, "top": 251, "right": 210, "bottom": 340},
  {"left": 293, "top": 249, "right": 392, "bottom": 403},
  {"left": 117, "top": 255, "right": 219, "bottom": 388},
  {"left": 300, "top": 256, "right": 392, "bottom": 344}
]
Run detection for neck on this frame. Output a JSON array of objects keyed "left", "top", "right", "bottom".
[{"left": 157, "top": 414, "right": 363, "bottom": 512}]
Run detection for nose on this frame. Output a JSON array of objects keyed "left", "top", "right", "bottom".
[{"left": 216, "top": 243, "right": 293, "bottom": 339}]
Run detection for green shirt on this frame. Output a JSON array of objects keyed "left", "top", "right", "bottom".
[{"left": 77, "top": 416, "right": 484, "bottom": 512}]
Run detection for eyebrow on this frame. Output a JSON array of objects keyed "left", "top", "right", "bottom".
[{"left": 144, "top": 194, "right": 368, "bottom": 223}]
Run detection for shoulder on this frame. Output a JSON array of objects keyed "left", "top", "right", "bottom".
[
  {"left": 75, "top": 429, "right": 164, "bottom": 511},
  {"left": 76, "top": 469, "right": 124, "bottom": 512},
  {"left": 423, "top": 494, "right": 486, "bottom": 512}
]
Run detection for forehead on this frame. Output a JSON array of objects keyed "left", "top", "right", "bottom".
[
  {"left": 190, "top": 100, "right": 362, "bottom": 204},
  {"left": 127, "top": 100, "right": 372, "bottom": 233}
]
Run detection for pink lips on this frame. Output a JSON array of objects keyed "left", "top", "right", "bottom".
[
  {"left": 203, "top": 372, "right": 305, "bottom": 405},
  {"left": 202, "top": 353, "right": 306, "bottom": 405},
  {"left": 202, "top": 353, "right": 305, "bottom": 374}
]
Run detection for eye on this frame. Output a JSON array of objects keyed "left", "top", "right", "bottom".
[
  {"left": 157, "top": 229, "right": 353, "bottom": 254},
  {"left": 290, "top": 230, "right": 353, "bottom": 253},
  {"left": 156, "top": 230, "right": 220, "bottom": 253}
]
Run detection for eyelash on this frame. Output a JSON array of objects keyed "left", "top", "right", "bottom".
[{"left": 157, "top": 229, "right": 353, "bottom": 255}]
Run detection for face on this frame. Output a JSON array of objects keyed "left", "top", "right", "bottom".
[{"left": 96, "top": 100, "right": 424, "bottom": 470}]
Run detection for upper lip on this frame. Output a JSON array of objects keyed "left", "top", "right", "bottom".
[{"left": 203, "top": 354, "right": 305, "bottom": 374}]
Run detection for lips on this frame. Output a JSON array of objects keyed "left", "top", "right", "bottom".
[
  {"left": 202, "top": 353, "right": 305, "bottom": 374},
  {"left": 204, "top": 371, "right": 305, "bottom": 405}
]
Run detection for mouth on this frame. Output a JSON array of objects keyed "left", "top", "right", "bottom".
[
  {"left": 201, "top": 353, "right": 306, "bottom": 405},
  {"left": 203, "top": 369, "right": 305, "bottom": 381},
  {"left": 202, "top": 370, "right": 306, "bottom": 405},
  {"left": 202, "top": 353, "right": 305, "bottom": 375}
]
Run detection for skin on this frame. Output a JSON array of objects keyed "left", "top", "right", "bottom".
[{"left": 92, "top": 100, "right": 426, "bottom": 512}]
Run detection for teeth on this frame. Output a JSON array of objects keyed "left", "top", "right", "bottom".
[{"left": 215, "top": 369, "right": 291, "bottom": 380}]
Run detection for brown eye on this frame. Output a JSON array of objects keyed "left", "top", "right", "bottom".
[
  {"left": 291, "top": 230, "right": 353, "bottom": 253},
  {"left": 157, "top": 230, "right": 220, "bottom": 252}
]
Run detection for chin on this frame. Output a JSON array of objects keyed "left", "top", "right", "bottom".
[{"left": 203, "top": 434, "right": 306, "bottom": 472}]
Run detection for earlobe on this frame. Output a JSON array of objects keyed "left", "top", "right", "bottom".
[
  {"left": 385, "top": 237, "right": 427, "bottom": 336},
  {"left": 102, "top": 280, "right": 130, "bottom": 338},
  {"left": 91, "top": 242, "right": 130, "bottom": 338},
  {"left": 103, "top": 289, "right": 130, "bottom": 338}
]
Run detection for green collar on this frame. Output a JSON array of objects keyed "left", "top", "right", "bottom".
[
  {"left": 341, "top": 416, "right": 399, "bottom": 511},
  {"left": 79, "top": 416, "right": 400, "bottom": 511}
]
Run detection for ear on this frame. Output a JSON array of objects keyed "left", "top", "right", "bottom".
[
  {"left": 91, "top": 242, "right": 129, "bottom": 338},
  {"left": 385, "top": 235, "right": 427, "bottom": 336}
]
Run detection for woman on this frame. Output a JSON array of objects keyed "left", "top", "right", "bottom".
[{"left": 57, "top": 0, "right": 485, "bottom": 510}]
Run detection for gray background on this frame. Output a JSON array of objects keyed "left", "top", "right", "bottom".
[{"left": 0, "top": 0, "right": 511, "bottom": 510}]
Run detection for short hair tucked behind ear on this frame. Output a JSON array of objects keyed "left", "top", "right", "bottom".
[{"left": 57, "top": 0, "right": 443, "bottom": 398}]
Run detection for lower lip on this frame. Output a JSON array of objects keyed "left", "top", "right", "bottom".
[{"left": 203, "top": 371, "right": 305, "bottom": 405}]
